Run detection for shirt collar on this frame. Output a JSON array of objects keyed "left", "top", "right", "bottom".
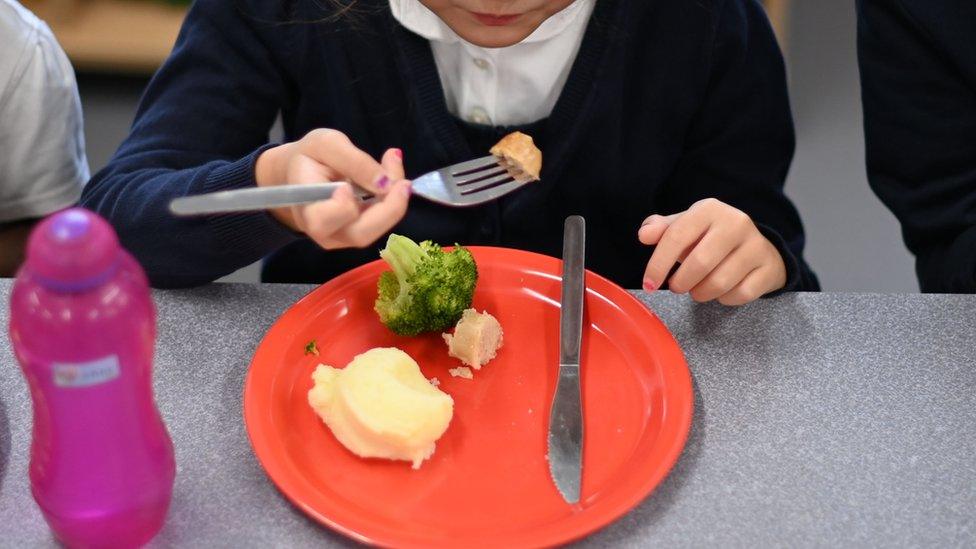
[{"left": 389, "top": 0, "right": 591, "bottom": 46}]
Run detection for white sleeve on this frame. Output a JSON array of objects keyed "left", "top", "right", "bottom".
[{"left": 0, "top": 12, "right": 89, "bottom": 223}]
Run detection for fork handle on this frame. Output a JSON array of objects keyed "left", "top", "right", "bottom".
[{"left": 169, "top": 183, "right": 374, "bottom": 217}]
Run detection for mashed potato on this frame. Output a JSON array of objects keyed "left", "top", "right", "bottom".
[{"left": 308, "top": 348, "right": 454, "bottom": 469}]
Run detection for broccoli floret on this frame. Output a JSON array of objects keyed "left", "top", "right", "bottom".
[{"left": 374, "top": 234, "right": 478, "bottom": 336}]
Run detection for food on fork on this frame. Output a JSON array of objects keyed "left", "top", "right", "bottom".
[
  {"left": 307, "top": 348, "right": 454, "bottom": 469},
  {"left": 374, "top": 234, "right": 478, "bottom": 336},
  {"left": 443, "top": 309, "right": 504, "bottom": 370},
  {"left": 490, "top": 131, "right": 542, "bottom": 183}
]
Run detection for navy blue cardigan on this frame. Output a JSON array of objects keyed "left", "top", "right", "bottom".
[
  {"left": 81, "top": 0, "right": 819, "bottom": 290},
  {"left": 858, "top": 0, "right": 976, "bottom": 292}
]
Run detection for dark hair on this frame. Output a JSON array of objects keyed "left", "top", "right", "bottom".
[
  {"left": 239, "top": 0, "right": 375, "bottom": 27},
  {"left": 317, "top": 0, "right": 363, "bottom": 22}
]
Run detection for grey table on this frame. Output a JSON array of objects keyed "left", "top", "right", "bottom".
[{"left": 1, "top": 280, "right": 975, "bottom": 547}]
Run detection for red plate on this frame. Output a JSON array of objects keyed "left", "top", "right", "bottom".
[{"left": 244, "top": 247, "right": 693, "bottom": 548}]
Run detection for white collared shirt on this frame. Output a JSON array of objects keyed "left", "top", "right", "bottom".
[
  {"left": 0, "top": 0, "right": 88, "bottom": 223},
  {"left": 389, "top": 0, "right": 595, "bottom": 126}
]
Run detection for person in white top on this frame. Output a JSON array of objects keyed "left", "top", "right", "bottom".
[
  {"left": 0, "top": 0, "right": 88, "bottom": 276},
  {"left": 389, "top": 0, "right": 595, "bottom": 126}
]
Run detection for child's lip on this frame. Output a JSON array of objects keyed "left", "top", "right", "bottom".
[{"left": 470, "top": 11, "right": 522, "bottom": 26}]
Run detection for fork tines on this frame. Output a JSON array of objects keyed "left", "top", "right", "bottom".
[{"left": 451, "top": 157, "right": 527, "bottom": 195}]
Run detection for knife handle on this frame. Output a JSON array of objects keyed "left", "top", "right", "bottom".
[{"left": 560, "top": 216, "right": 586, "bottom": 365}]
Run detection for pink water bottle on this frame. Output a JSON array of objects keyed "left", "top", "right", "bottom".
[{"left": 8, "top": 208, "right": 175, "bottom": 548}]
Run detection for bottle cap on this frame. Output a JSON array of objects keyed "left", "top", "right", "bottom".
[{"left": 25, "top": 208, "right": 122, "bottom": 292}]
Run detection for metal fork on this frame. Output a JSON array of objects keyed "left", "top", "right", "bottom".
[
  {"left": 413, "top": 154, "right": 533, "bottom": 207},
  {"left": 169, "top": 155, "right": 531, "bottom": 216}
]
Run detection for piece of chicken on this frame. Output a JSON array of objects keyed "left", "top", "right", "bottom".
[
  {"left": 490, "top": 131, "right": 542, "bottom": 183},
  {"left": 442, "top": 309, "right": 504, "bottom": 370}
]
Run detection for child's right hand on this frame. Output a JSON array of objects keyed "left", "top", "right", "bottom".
[{"left": 254, "top": 129, "right": 412, "bottom": 250}]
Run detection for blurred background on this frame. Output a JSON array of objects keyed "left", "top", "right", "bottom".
[{"left": 23, "top": 0, "right": 919, "bottom": 291}]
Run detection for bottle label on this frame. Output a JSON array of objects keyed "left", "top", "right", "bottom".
[{"left": 52, "top": 355, "right": 120, "bottom": 388}]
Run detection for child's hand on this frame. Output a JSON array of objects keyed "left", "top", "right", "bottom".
[
  {"left": 638, "top": 198, "right": 787, "bottom": 305},
  {"left": 255, "top": 129, "right": 411, "bottom": 250}
]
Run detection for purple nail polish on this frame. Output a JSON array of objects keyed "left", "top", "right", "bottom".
[{"left": 376, "top": 175, "right": 390, "bottom": 190}]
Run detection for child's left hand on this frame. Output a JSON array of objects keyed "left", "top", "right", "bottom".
[{"left": 638, "top": 198, "right": 787, "bottom": 305}]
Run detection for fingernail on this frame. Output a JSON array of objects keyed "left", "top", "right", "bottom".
[
  {"left": 393, "top": 148, "right": 403, "bottom": 160},
  {"left": 640, "top": 216, "right": 658, "bottom": 228},
  {"left": 643, "top": 278, "right": 658, "bottom": 292},
  {"left": 375, "top": 175, "right": 390, "bottom": 190}
]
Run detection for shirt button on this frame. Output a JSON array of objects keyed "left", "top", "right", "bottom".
[
  {"left": 473, "top": 57, "right": 490, "bottom": 70},
  {"left": 468, "top": 107, "right": 491, "bottom": 125}
]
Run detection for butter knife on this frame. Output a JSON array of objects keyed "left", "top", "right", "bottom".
[{"left": 548, "top": 215, "right": 585, "bottom": 505}]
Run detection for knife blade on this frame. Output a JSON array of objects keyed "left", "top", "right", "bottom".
[
  {"left": 169, "top": 182, "right": 369, "bottom": 216},
  {"left": 548, "top": 215, "right": 585, "bottom": 505}
]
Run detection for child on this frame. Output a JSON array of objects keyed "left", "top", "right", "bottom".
[
  {"left": 1, "top": 0, "right": 88, "bottom": 276},
  {"left": 81, "top": 0, "right": 819, "bottom": 304},
  {"left": 858, "top": 0, "right": 976, "bottom": 292}
]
